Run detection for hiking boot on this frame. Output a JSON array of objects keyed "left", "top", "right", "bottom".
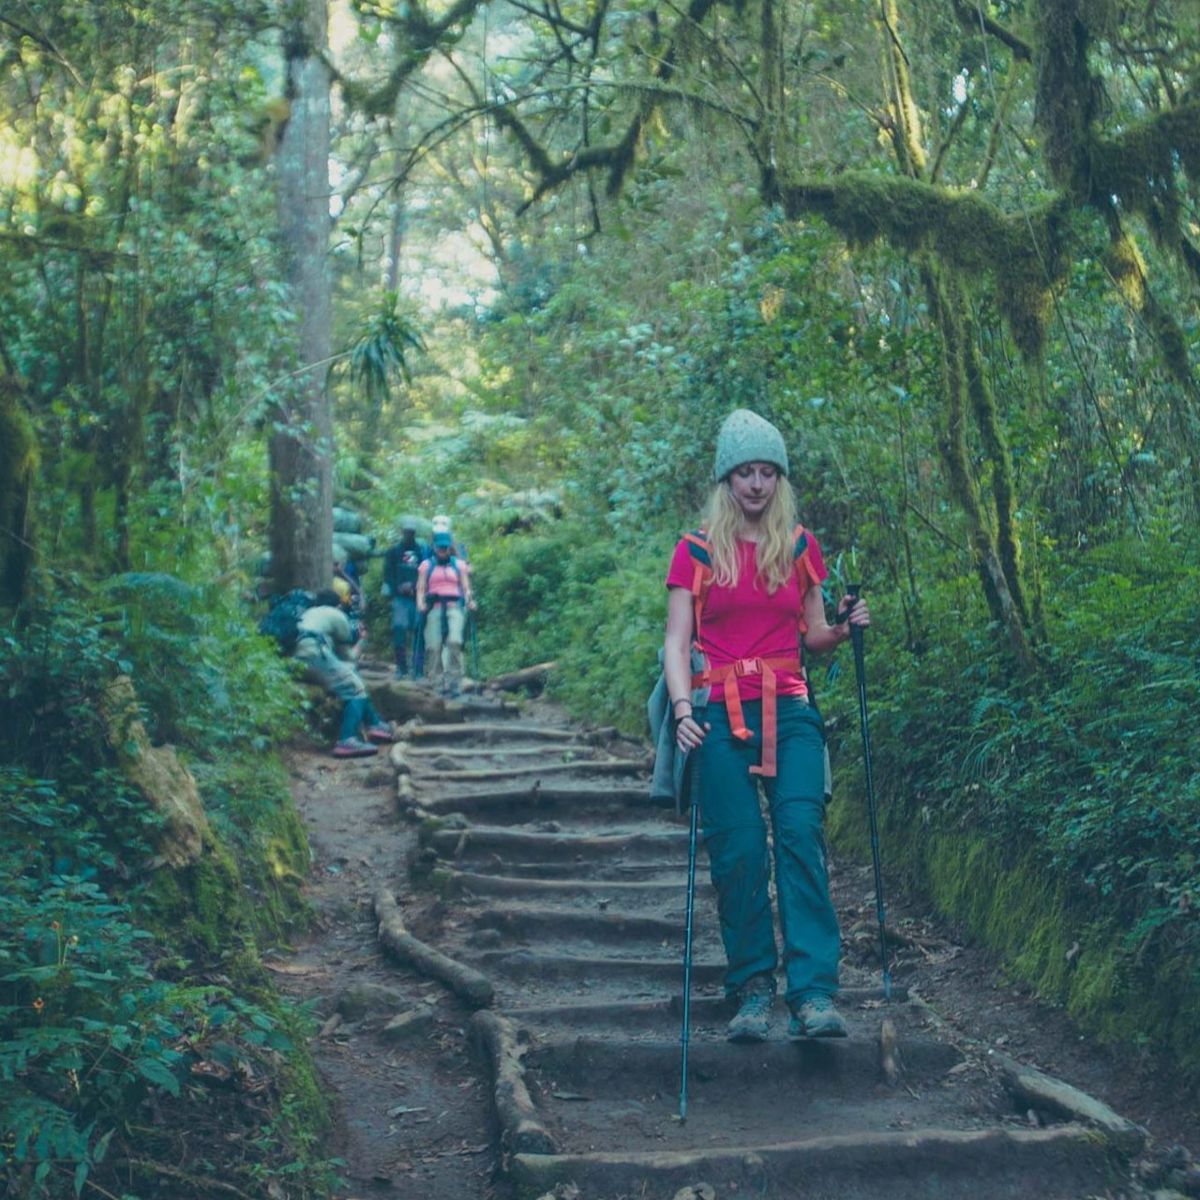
[
  {"left": 787, "top": 993, "right": 848, "bottom": 1039},
  {"left": 726, "top": 976, "right": 774, "bottom": 1043},
  {"left": 365, "top": 723, "right": 396, "bottom": 744},
  {"left": 332, "top": 738, "right": 378, "bottom": 759}
]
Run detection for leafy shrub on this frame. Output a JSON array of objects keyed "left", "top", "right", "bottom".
[
  {"left": 0, "top": 588, "right": 323, "bottom": 1195},
  {"left": 827, "top": 524, "right": 1200, "bottom": 1067},
  {"left": 0, "top": 769, "right": 300, "bottom": 1198},
  {"left": 101, "top": 572, "right": 304, "bottom": 753}
]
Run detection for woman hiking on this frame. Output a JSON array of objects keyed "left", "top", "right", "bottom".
[
  {"left": 416, "top": 526, "right": 476, "bottom": 696},
  {"left": 662, "top": 409, "right": 870, "bottom": 1043}
]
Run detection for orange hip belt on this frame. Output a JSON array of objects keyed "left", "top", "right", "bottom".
[{"left": 691, "top": 655, "right": 801, "bottom": 778}]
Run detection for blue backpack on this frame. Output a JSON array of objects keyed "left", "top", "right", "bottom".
[{"left": 258, "top": 589, "right": 316, "bottom": 654}]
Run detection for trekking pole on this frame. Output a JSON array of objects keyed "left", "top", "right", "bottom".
[
  {"left": 679, "top": 758, "right": 700, "bottom": 1121},
  {"left": 469, "top": 608, "right": 481, "bottom": 679},
  {"left": 846, "top": 583, "right": 892, "bottom": 1001},
  {"left": 413, "top": 615, "right": 425, "bottom": 681}
]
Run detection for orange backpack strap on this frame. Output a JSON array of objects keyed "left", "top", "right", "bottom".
[
  {"left": 682, "top": 530, "right": 713, "bottom": 648},
  {"left": 791, "top": 524, "right": 818, "bottom": 635}
]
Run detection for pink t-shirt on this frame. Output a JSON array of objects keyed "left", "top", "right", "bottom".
[
  {"left": 419, "top": 557, "right": 470, "bottom": 599},
  {"left": 666, "top": 533, "right": 827, "bottom": 702}
]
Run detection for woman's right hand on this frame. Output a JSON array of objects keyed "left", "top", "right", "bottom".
[{"left": 675, "top": 711, "right": 710, "bottom": 752}]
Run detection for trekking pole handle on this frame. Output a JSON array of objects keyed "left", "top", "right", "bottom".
[
  {"left": 844, "top": 583, "right": 865, "bottom": 663},
  {"left": 836, "top": 583, "right": 862, "bottom": 630}
]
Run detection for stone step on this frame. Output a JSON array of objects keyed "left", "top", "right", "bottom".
[
  {"left": 476, "top": 949, "right": 725, "bottom": 987},
  {"left": 414, "top": 784, "right": 663, "bottom": 817},
  {"left": 502, "top": 990, "right": 906, "bottom": 1034},
  {"left": 423, "top": 826, "right": 691, "bottom": 862},
  {"left": 523, "top": 1033, "right": 962, "bottom": 1089},
  {"left": 440, "top": 869, "right": 692, "bottom": 901}
]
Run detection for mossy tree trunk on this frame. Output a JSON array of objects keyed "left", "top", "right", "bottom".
[
  {"left": 923, "top": 266, "right": 1036, "bottom": 671},
  {"left": 878, "top": 0, "right": 1034, "bottom": 664}
]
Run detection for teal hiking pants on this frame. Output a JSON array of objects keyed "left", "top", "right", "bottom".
[{"left": 693, "top": 697, "right": 840, "bottom": 1008}]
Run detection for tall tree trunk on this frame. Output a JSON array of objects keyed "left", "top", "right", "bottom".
[
  {"left": 386, "top": 179, "right": 404, "bottom": 292},
  {"left": 270, "top": 0, "right": 334, "bottom": 594},
  {"left": 0, "top": 377, "right": 37, "bottom": 609}
]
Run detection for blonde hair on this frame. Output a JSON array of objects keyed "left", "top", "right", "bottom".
[{"left": 704, "top": 476, "right": 798, "bottom": 592}]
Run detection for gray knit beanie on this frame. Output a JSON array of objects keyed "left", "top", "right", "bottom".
[{"left": 713, "top": 409, "right": 789, "bottom": 481}]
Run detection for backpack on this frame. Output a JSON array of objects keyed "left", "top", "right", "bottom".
[
  {"left": 424, "top": 555, "right": 464, "bottom": 603},
  {"left": 258, "top": 589, "right": 316, "bottom": 654}
]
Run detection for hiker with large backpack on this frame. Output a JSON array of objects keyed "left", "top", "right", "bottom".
[
  {"left": 662, "top": 409, "right": 870, "bottom": 1044},
  {"left": 415, "top": 526, "right": 476, "bottom": 696},
  {"left": 290, "top": 588, "right": 396, "bottom": 758},
  {"left": 382, "top": 517, "right": 429, "bottom": 679}
]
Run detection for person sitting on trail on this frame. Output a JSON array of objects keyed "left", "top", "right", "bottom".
[
  {"left": 663, "top": 409, "right": 870, "bottom": 1044},
  {"left": 382, "top": 518, "right": 428, "bottom": 679},
  {"left": 416, "top": 528, "right": 476, "bottom": 696},
  {"left": 292, "top": 588, "right": 396, "bottom": 758}
]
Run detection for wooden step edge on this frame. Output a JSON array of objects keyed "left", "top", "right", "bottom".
[
  {"left": 403, "top": 721, "right": 583, "bottom": 741},
  {"left": 408, "top": 758, "right": 651, "bottom": 783},
  {"left": 509, "top": 1124, "right": 1116, "bottom": 1200},
  {"left": 521, "top": 1033, "right": 963, "bottom": 1083}
]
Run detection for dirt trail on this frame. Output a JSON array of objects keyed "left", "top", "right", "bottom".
[{"left": 277, "top": 675, "right": 1200, "bottom": 1200}]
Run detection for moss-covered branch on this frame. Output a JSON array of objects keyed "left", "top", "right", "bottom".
[
  {"left": 778, "top": 171, "right": 1072, "bottom": 358},
  {"left": 1036, "top": 0, "right": 1200, "bottom": 282},
  {"left": 879, "top": 0, "right": 926, "bottom": 176},
  {"left": 961, "top": 310, "right": 1032, "bottom": 633},
  {"left": 339, "top": 0, "right": 486, "bottom": 117},
  {"left": 1090, "top": 100, "right": 1200, "bottom": 281},
  {"left": 950, "top": 0, "right": 1032, "bottom": 62}
]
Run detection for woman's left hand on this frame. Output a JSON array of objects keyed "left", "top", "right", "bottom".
[{"left": 837, "top": 594, "right": 871, "bottom": 629}]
